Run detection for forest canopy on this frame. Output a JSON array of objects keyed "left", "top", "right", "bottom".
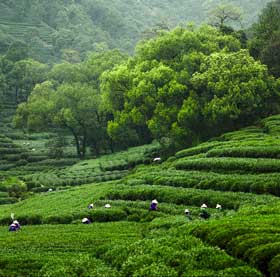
[
  {"left": 0, "top": 0, "right": 271, "bottom": 62},
  {"left": 13, "top": 21, "right": 280, "bottom": 157},
  {"left": 102, "top": 25, "right": 280, "bottom": 152},
  {"left": 0, "top": 0, "right": 275, "bottom": 158}
]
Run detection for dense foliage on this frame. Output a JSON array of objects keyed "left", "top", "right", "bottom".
[
  {"left": 0, "top": 0, "right": 270, "bottom": 62},
  {"left": 0, "top": 0, "right": 275, "bottom": 158},
  {"left": 249, "top": 0, "right": 280, "bottom": 77},
  {"left": 102, "top": 26, "right": 280, "bottom": 152},
  {"left": 0, "top": 115, "right": 279, "bottom": 276},
  {"left": 190, "top": 205, "right": 280, "bottom": 276},
  {"left": 0, "top": 223, "right": 262, "bottom": 277},
  {"left": 0, "top": 2, "right": 280, "bottom": 276},
  {"left": 128, "top": 115, "right": 280, "bottom": 196},
  {"left": 13, "top": 50, "right": 128, "bottom": 158}
]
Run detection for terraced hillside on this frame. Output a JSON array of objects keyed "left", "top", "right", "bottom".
[
  {"left": 0, "top": 137, "right": 160, "bottom": 205},
  {"left": 0, "top": 115, "right": 280, "bottom": 276},
  {"left": 129, "top": 115, "right": 280, "bottom": 197},
  {"left": 0, "top": 0, "right": 270, "bottom": 61},
  {"left": 0, "top": 95, "right": 161, "bottom": 206},
  {"left": 22, "top": 143, "right": 160, "bottom": 189},
  {"left": 0, "top": 102, "right": 78, "bottom": 181},
  {"left": 0, "top": 180, "right": 270, "bottom": 276},
  {"left": 0, "top": 2, "right": 55, "bottom": 60}
]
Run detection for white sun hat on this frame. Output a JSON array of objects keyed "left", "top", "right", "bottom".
[
  {"left": 153, "top": 157, "right": 161, "bottom": 162},
  {"left": 82, "top": 218, "right": 89, "bottom": 223},
  {"left": 185, "top": 209, "right": 190, "bottom": 213},
  {"left": 13, "top": 220, "right": 19, "bottom": 224},
  {"left": 104, "top": 204, "right": 111, "bottom": 208},
  {"left": 89, "top": 203, "right": 94, "bottom": 208},
  {"left": 48, "top": 188, "right": 53, "bottom": 192},
  {"left": 152, "top": 199, "right": 158, "bottom": 204},
  {"left": 216, "top": 204, "right": 222, "bottom": 209},
  {"left": 201, "top": 204, "right": 207, "bottom": 208}
]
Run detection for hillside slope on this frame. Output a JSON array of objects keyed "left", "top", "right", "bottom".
[
  {"left": 0, "top": 115, "right": 280, "bottom": 276},
  {"left": 0, "top": 0, "right": 270, "bottom": 62}
]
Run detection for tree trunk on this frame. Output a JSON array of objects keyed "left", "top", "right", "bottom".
[
  {"left": 73, "top": 133, "right": 82, "bottom": 159},
  {"left": 80, "top": 129, "right": 87, "bottom": 159},
  {"left": 109, "top": 137, "right": 114, "bottom": 153},
  {"left": 66, "top": 125, "right": 87, "bottom": 159},
  {"left": 15, "top": 86, "right": 18, "bottom": 103},
  {"left": 91, "top": 141, "right": 100, "bottom": 157}
]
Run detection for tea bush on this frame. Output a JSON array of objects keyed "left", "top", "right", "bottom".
[
  {"left": 101, "top": 233, "right": 261, "bottom": 277},
  {"left": 13, "top": 143, "right": 160, "bottom": 190},
  {"left": 175, "top": 157, "right": 280, "bottom": 173},
  {"left": 130, "top": 167, "right": 280, "bottom": 196},
  {"left": 0, "top": 115, "right": 279, "bottom": 276},
  {"left": 190, "top": 208, "right": 280, "bottom": 276},
  {"left": 207, "top": 146, "right": 280, "bottom": 159},
  {"left": 107, "top": 184, "right": 279, "bottom": 210},
  {"left": 0, "top": 223, "right": 140, "bottom": 277}
]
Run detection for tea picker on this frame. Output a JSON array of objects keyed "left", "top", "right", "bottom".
[
  {"left": 9, "top": 213, "right": 21, "bottom": 232},
  {"left": 216, "top": 204, "right": 222, "bottom": 210},
  {"left": 149, "top": 199, "right": 158, "bottom": 211},
  {"left": 153, "top": 157, "right": 161, "bottom": 162},
  {"left": 199, "top": 203, "right": 210, "bottom": 220},
  {"left": 185, "top": 209, "right": 192, "bottom": 220},
  {"left": 82, "top": 218, "right": 91, "bottom": 224}
]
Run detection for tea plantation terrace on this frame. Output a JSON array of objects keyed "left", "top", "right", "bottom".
[
  {"left": 0, "top": 180, "right": 268, "bottom": 276},
  {"left": 0, "top": 115, "right": 280, "bottom": 276}
]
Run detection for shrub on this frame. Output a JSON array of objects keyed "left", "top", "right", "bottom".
[
  {"left": 182, "top": 269, "right": 218, "bottom": 277},
  {"left": 5, "top": 154, "right": 22, "bottom": 162},
  {"left": 269, "top": 254, "right": 280, "bottom": 277},
  {"left": 26, "top": 155, "right": 48, "bottom": 163},
  {"left": 0, "top": 197, "right": 18, "bottom": 205},
  {"left": 218, "top": 266, "right": 262, "bottom": 277},
  {"left": 175, "top": 157, "right": 280, "bottom": 173},
  {"left": 17, "top": 214, "right": 43, "bottom": 225},
  {"left": 0, "top": 147, "right": 22, "bottom": 154},
  {"left": 0, "top": 164, "right": 14, "bottom": 170},
  {"left": 89, "top": 209, "right": 127, "bottom": 222},
  {"left": 30, "top": 187, "right": 50, "bottom": 193},
  {"left": 15, "top": 159, "right": 28, "bottom": 166},
  {"left": 247, "top": 242, "right": 280, "bottom": 274},
  {"left": 102, "top": 241, "right": 133, "bottom": 269},
  {"left": 175, "top": 142, "right": 223, "bottom": 158},
  {"left": 190, "top": 213, "right": 280, "bottom": 276},
  {"left": 44, "top": 214, "right": 73, "bottom": 224},
  {"left": 133, "top": 262, "right": 178, "bottom": 277},
  {"left": 207, "top": 146, "right": 280, "bottom": 159},
  {"left": 3, "top": 177, "right": 27, "bottom": 198}
]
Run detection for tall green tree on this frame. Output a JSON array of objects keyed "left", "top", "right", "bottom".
[
  {"left": 14, "top": 81, "right": 101, "bottom": 159},
  {"left": 7, "top": 59, "right": 48, "bottom": 103},
  {"left": 183, "top": 50, "right": 280, "bottom": 138},
  {"left": 102, "top": 25, "right": 241, "bottom": 149},
  {"left": 48, "top": 62, "right": 83, "bottom": 85},
  {"left": 102, "top": 25, "right": 280, "bottom": 152},
  {"left": 5, "top": 41, "right": 28, "bottom": 62},
  {"left": 14, "top": 50, "right": 127, "bottom": 157},
  {"left": 249, "top": 0, "right": 280, "bottom": 77},
  {"left": 209, "top": 4, "right": 243, "bottom": 30}
]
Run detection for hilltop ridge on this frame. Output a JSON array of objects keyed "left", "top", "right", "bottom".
[{"left": 0, "top": 0, "right": 270, "bottom": 62}]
